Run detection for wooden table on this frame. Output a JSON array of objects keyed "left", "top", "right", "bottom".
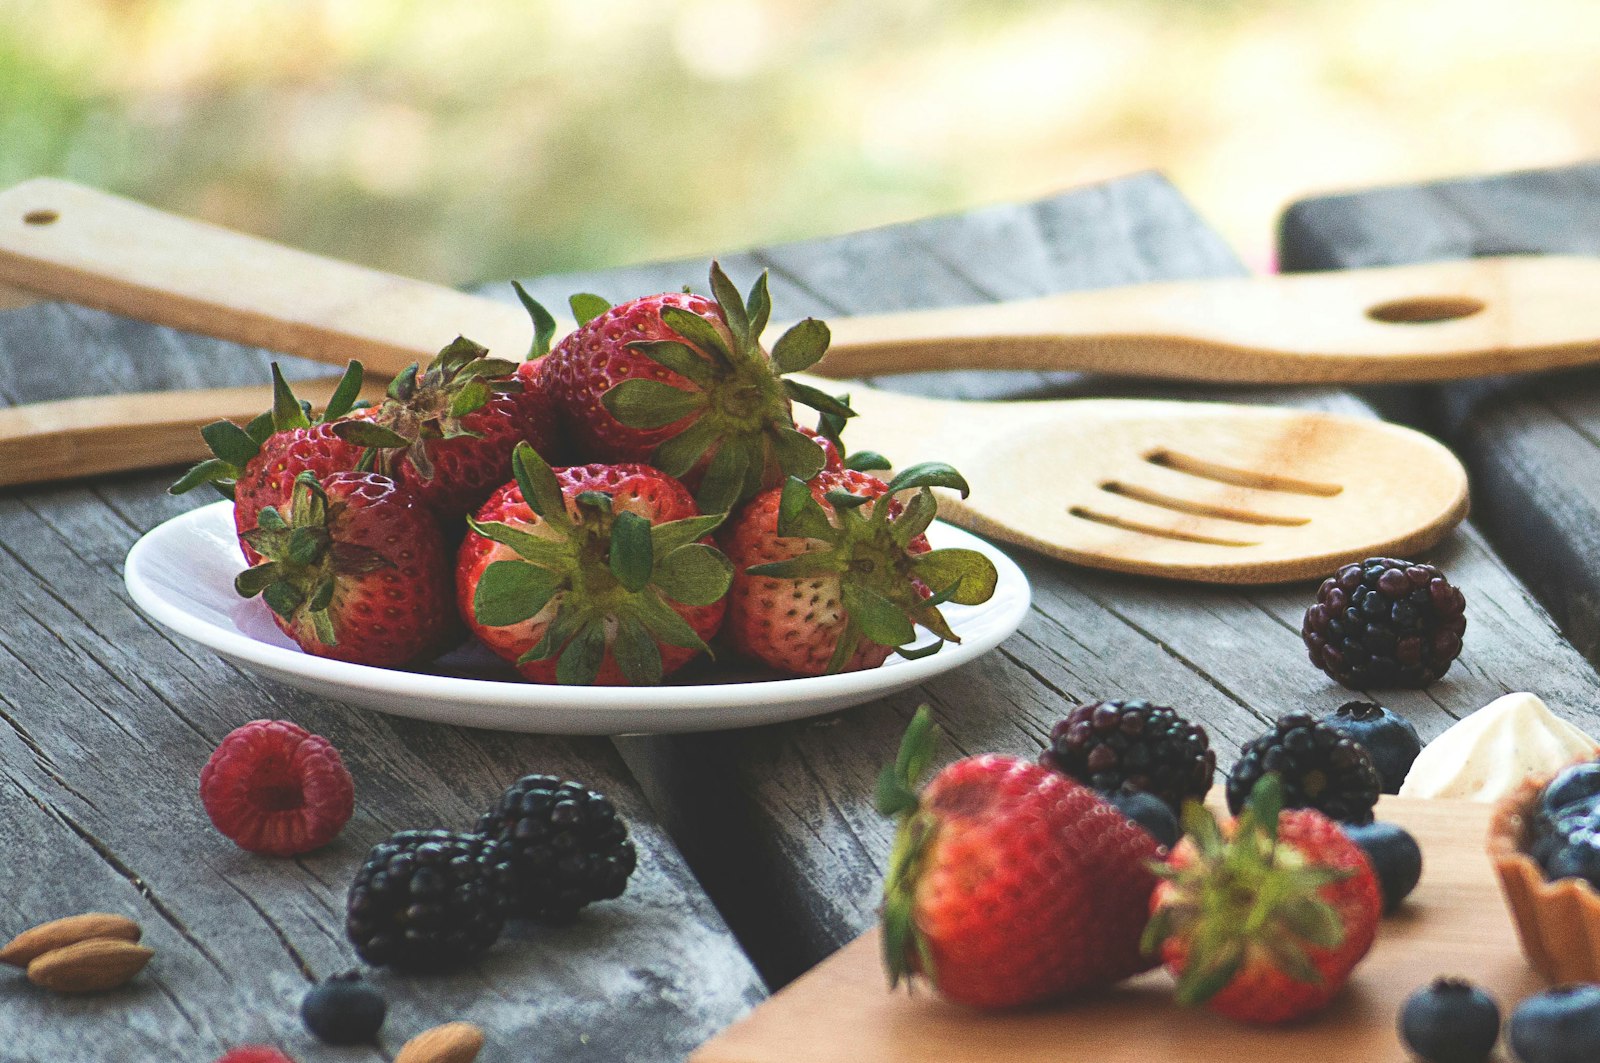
[{"left": 3, "top": 165, "right": 1598, "bottom": 1061}]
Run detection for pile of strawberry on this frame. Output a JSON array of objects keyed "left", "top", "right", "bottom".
[{"left": 174, "top": 264, "right": 999, "bottom": 685}]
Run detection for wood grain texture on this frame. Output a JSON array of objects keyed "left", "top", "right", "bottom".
[
  {"left": 489, "top": 173, "right": 1600, "bottom": 994},
  {"left": 692, "top": 797, "right": 1543, "bottom": 1063},
  {"left": 1278, "top": 163, "right": 1600, "bottom": 661},
  {"left": 0, "top": 323, "right": 762, "bottom": 1058}
]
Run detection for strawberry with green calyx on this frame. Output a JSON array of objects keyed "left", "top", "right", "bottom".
[
  {"left": 332, "top": 336, "right": 556, "bottom": 517},
  {"left": 172, "top": 361, "right": 368, "bottom": 560},
  {"left": 721, "top": 463, "right": 998, "bottom": 676},
  {"left": 234, "top": 470, "right": 454, "bottom": 667},
  {"left": 536, "top": 261, "right": 854, "bottom": 513},
  {"left": 1143, "top": 774, "right": 1382, "bottom": 1025},
  {"left": 456, "top": 442, "right": 732, "bottom": 685},
  {"left": 878, "top": 706, "right": 1164, "bottom": 1009}
]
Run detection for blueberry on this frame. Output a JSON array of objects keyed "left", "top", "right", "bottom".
[
  {"left": 1544, "top": 834, "right": 1600, "bottom": 889},
  {"left": 1343, "top": 820, "right": 1423, "bottom": 914},
  {"left": 1104, "top": 789, "right": 1180, "bottom": 849},
  {"left": 1399, "top": 977, "right": 1500, "bottom": 1063},
  {"left": 1540, "top": 762, "right": 1600, "bottom": 818},
  {"left": 1510, "top": 985, "right": 1600, "bottom": 1063},
  {"left": 1322, "top": 702, "right": 1422, "bottom": 794},
  {"left": 301, "top": 971, "right": 386, "bottom": 1045}
]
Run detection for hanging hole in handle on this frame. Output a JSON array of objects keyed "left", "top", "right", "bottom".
[
  {"left": 23, "top": 209, "right": 59, "bottom": 226},
  {"left": 1366, "top": 295, "right": 1485, "bottom": 324}
]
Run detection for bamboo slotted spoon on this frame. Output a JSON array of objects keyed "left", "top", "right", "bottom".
[{"left": 0, "top": 178, "right": 1470, "bottom": 583}]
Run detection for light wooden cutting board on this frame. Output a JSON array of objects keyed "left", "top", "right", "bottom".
[{"left": 694, "top": 798, "right": 1543, "bottom": 1063}]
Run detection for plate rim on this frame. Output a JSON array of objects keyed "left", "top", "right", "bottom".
[{"left": 124, "top": 500, "right": 1032, "bottom": 730}]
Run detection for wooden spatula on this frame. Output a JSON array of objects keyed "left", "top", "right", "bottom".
[{"left": 0, "top": 178, "right": 1468, "bottom": 583}]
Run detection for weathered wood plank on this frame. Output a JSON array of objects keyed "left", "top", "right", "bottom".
[
  {"left": 0, "top": 311, "right": 763, "bottom": 1059},
  {"left": 505, "top": 174, "right": 1600, "bottom": 990},
  {"left": 1278, "top": 164, "right": 1600, "bottom": 660}
]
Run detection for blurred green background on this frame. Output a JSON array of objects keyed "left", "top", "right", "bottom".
[{"left": 5, "top": 0, "right": 1597, "bottom": 282}]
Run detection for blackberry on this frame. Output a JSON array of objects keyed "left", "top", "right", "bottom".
[
  {"left": 1226, "top": 711, "right": 1380, "bottom": 824},
  {"left": 345, "top": 830, "right": 513, "bottom": 969},
  {"left": 1301, "top": 558, "right": 1466, "bottom": 689},
  {"left": 475, "top": 774, "right": 637, "bottom": 921},
  {"left": 1040, "top": 700, "right": 1215, "bottom": 814}
]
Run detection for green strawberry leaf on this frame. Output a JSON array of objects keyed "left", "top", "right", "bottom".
[
  {"left": 771, "top": 318, "right": 831, "bottom": 374},
  {"left": 602, "top": 379, "right": 707, "bottom": 430},
  {"left": 825, "top": 489, "right": 871, "bottom": 511},
  {"left": 609, "top": 511, "right": 655, "bottom": 592},
  {"left": 611, "top": 614, "right": 664, "bottom": 686},
  {"left": 473, "top": 559, "right": 564, "bottom": 627},
  {"left": 387, "top": 364, "right": 420, "bottom": 402},
  {"left": 845, "top": 450, "right": 892, "bottom": 472},
  {"left": 322, "top": 360, "right": 366, "bottom": 421},
  {"left": 649, "top": 513, "right": 726, "bottom": 556},
  {"left": 244, "top": 409, "right": 276, "bottom": 446},
  {"left": 169, "top": 457, "right": 235, "bottom": 497},
  {"left": 824, "top": 617, "right": 860, "bottom": 674},
  {"left": 912, "top": 548, "right": 998, "bottom": 606},
  {"left": 652, "top": 416, "right": 723, "bottom": 478},
  {"left": 466, "top": 518, "right": 573, "bottom": 567},
  {"left": 270, "top": 364, "right": 312, "bottom": 432},
  {"left": 769, "top": 425, "right": 827, "bottom": 483},
  {"left": 746, "top": 271, "right": 772, "bottom": 340},
  {"left": 200, "top": 420, "right": 261, "bottom": 469},
  {"left": 308, "top": 577, "right": 336, "bottom": 613},
  {"left": 743, "top": 553, "right": 836, "bottom": 579},
  {"left": 556, "top": 621, "right": 608, "bottom": 685},
  {"left": 842, "top": 582, "right": 916, "bottom": 648},
  {"left": 633, "top": 590, "right": 712, "bottom": 653},
  {"left": 708, "top": 261, "right": 749, "bottom": 349},
  {"left": 309, "top": 604, "right": 337, "bottom": 647},
  {"left": 332, "top": 420, "right": 413, "bottom": 449},
  {"left": 885, "top": 462, "right": 971, "bottom": 498},
  {"left": 569, "top": 292, "right": 612, "bottom": 327},
  {"left": 512, "top": 281, "right": 558, "bottom": 357},
  {"left": 783, "top": 377, "right": 855, "bottom": 420},
  {"left": 449, "top": 376, "right": 492, "bottom": 420},
  {"left": 775, "top": 476, "right": 837, "bottom": 541},
  {"left": 512, "top": 441, "right": 568, "bottom": 523},
  {"left": 233, "top": 562, "right": 282, "bottom": 598},
  {"left": 627, "top": 340, "right": 718, "bottom": 386},
  {"left": 892, "top": 489, "right": 938, "bottom": 546},
  {"left": 895, "top": 639, "right": 943, "bottom": 661},
  {"left": 255, "top": 506, "right": 288, "bottom": 531},
  {"left": 459, "top": 357, "right": 521, "bottom": 380},
  {"left": 521, "top": 600, "right": 586, "bottom": 663},
  {"left": 653, "top": 543, "right": 733, "bottom": 606},
  {"left": 696, "top": 439, "right": 751, "bottom": 516},
  {"left": 261, "top": 580, "right": 304, "bottom": 621},
  {"left": 661, "top": 305, "right": 734, "bottom": 364},
  {"left": 286, "top": 527, "right": 327, "bottom": 566}
]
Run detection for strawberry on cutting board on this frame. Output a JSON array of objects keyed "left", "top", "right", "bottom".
[
  {"left": 534, "top": 262, "right": 852, "bottom": 513},
  {"left": 721, "top": 464, "right": 998, "bottom": 676},
  {"left": 456, "top": 442, "right": 732, "bottom": 685},
  {"left": 877, "top": 707, "right": 1164, "bottom": 1009},
  {"left": 233, "top": 470, "right": 455, "bottom": 667},
  {"left": 1143, "top": 774, "right": 1383, "bottom": 1025}
]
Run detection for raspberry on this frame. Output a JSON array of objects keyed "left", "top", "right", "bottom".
[
  {"left": 200, "top": 720, "right": 354, "bottom": 856},
  {"left": 214, "top": 1049, "right": 296, "bottom": 1063}
]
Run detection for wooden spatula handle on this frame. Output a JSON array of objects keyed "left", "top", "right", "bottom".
[
  {"left": 0, "top": 178, "right": 532, "bottom": 378},
  {"left": 0, "top": 376, "right": 385, "bottom": 489},
  {"left": 812, "top": 254, "right": 1600, "bottom": 383}
]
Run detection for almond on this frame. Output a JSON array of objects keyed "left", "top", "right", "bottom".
[
  {"left": 394, "top": 1021, "right": 485, "bottom": 1063},
  {"left": 0, "top": 913, "right": 141, "bottom": 967},
  {"left": 26, "top": 937, "right": 154, "bottom": 992}
]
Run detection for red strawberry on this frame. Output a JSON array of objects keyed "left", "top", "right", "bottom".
[
  {"left": 721, "top": 465, "right": 997, "bottom": 675},
  {"left": 233, "top": 471, "right": 454, "bottom": 667},
  {"left": 1144, "top": 775, "right": 1383, "bottom": 1025},
  {"left": 878, "top": 707, "right": 1163, "bottom": 1008},
  {"left": 172, "top": 362, "right": 367, "bottom": 560},
  {"left": 332, "top": 336, "right": 557, "bottom": 516},
  {"left": 199, "top": 720, "right": 354, "bottom": 857},
  {"left": 534, "top": 262, "right": 853, "bottom": 512},
  {"left": 457, "top": 443, "right": 731, "bottom": 685}
]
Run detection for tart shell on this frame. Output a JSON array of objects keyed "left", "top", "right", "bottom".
[{"left": 1489, "top": 766, "right": 1600, "bottom": 984}]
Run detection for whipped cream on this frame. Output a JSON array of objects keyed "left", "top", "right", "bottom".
[{"left": 1398, "top": 692, "right": 1600, "bottom": 802}]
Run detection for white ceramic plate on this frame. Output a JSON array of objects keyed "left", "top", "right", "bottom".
[{"left": 124, "top": 501, "right": 1031, "bottom": 734}]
